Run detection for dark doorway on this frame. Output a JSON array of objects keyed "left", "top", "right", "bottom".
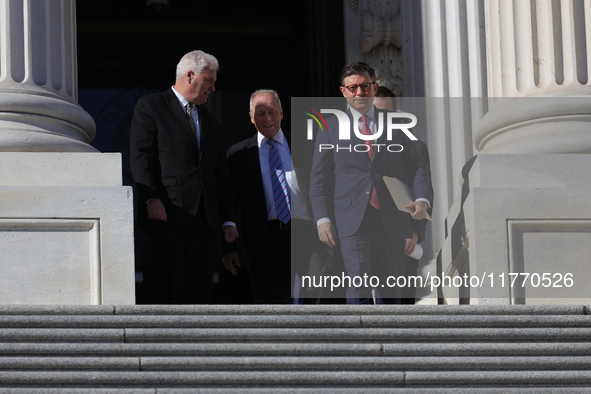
[{"left": 76, "top": 0, "right": 345, "bottom": 304}]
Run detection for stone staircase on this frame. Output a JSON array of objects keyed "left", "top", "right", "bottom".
[{"left": 0, "top": 305, "right": 590, "bottom": 392}]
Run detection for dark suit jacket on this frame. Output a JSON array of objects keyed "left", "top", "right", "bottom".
[
  {"left": 226, "top": 132, "right": 292, "bottom": 269},
  {"left": 309, "top": 107, "right": 432, "bottom": 241},
  {"left": 130, "top": 88, "right": 235, "bottom": 234},
  {"left": 416, "top": 139, "right": 434, "bottom": 223}
]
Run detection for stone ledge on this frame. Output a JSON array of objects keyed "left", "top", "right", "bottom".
[
  {"left": 0, "top": 314, "right": 589, "bottom": 328},
  {"left": 1, "top": 388, "right": 591, "bottom": 394},
  {"left": 0, "top": 371, "right": 405, "bottom": 387},
  {"left": 122, "top": 327, "right": 591, "bottom": 342},
  {"left": 0, "top": 305, "right": 586, "bottom": 316}
]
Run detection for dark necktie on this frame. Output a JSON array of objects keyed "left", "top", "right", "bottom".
[
  {"left": 361, "top": 115, "right": 379, "bottom": 210},
  {"left": 267, "top": 139, "right": 291, "bottom": 223},
  {"left": 185, "top": 103, "right": 199, "bottom": 150}
]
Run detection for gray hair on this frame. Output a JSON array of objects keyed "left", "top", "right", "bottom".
[
  {"left": 175, "top": 50, "right": 219, "bottom": 81},
  {"left": 249, "top": 89, "right": 282, "bottom": 113}
]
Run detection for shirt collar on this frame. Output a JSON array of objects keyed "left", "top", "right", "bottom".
[
  {"left": 171, "top": 86, "right": 191, "bottom": 109},
  {"left": 350, "top": 105, "right": 377, "bottom": 123},
  {"left": 257, "top": 128, "right": 285, "bottom": 148}
]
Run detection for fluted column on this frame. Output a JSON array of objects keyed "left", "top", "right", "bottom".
[
  {"left": 0, "top": 0, "right": 134, "bottom": 305},
  {"left": 421, "top": 0, "right": 487, "bottom": 256},
  {"left": 475, "top": 0, "right": 591, "bottom": 153},
  {"left": 437, "top": 0, "right": 591, "bottom": 304},
  {"left": 487, "top": 0, "right": 590, "bottom": 97},
  {"left": 0, "top": 0, "right": 97, "bottom": 152}
]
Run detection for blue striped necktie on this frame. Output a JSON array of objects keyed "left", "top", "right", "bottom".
[{"left": 267, "top": 139, "right": 291, "bottom": 224}]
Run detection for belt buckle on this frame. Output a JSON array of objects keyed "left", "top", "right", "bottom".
[{"left": 279, "top": 221, "right": 290, "bottom": 230}]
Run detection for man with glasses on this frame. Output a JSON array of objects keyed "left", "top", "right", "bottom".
[{"left": 309, "top": 62, "right": 432, "bottom": 304}]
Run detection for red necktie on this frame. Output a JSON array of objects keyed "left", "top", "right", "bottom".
[{"left": 361, "top": 115, "right": 379, "bottom": 210}]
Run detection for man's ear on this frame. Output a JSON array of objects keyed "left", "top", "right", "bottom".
[
  {"left": 339, "top": 86, "right": 346, "bottom": 97},
  {"left": 249, "top": 112, "right": 255, "bottom": 125}
]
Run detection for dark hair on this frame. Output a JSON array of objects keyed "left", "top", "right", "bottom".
[
  {"left": 339, "top": 62, "right": 376, "bottom": 86},
  {"left": 376, "top": 86, "right": 395, "bottom": 98}
]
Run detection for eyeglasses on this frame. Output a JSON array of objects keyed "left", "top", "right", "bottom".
[{"left": 343, "top": 82, "right": 376, "bottom": 93}]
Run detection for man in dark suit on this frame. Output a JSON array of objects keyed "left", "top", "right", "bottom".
[
  {"left": 223, "top": 90, "right": 316, "bottom": 304},
  {"left": 130, "top": 50, "right": 238, "bottom": 304},
  {"left": 374, "top": 86, "right": 434, "bottom": 304},
  {"left": 309, "top": 62, "right": 432, "bottom": 304}
]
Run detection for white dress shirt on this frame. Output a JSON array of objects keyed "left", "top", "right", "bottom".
[
  {"left": 258, "top": 129, "right": 312, "bottom": 221},
  {"left": 171, "top": 86, "right": 201, "bottom": 149}
]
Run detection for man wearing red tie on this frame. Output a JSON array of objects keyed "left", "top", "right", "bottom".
[{"left": 309, "top": 62, "right": 432, "bottom": 304}]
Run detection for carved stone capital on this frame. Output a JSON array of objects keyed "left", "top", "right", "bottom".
[{"left": 358, "top": 10, "right": 402, "bottom": 53}]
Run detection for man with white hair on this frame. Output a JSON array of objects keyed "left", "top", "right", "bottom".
[
  {"left": 223, "top": 89, "right": 315, "bottom": 304},
  {"left": 131, "top": 50, "right": 238, "bottom": 304}
]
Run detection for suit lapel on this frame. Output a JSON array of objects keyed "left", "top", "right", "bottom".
[
  {"left": 165, "top": 89, "right": 199, "bottom": 151},
  {"left": 245, "top": 136, "right": 268, "bottom": 216},
  {"left": 372, "top": 108, "right": 387, "bottom": 167},
  {"left": 247, "top": 136, "right": 262, "bottom": 185},
  {"left": 196, "top": 106, "right": 207, "bottom": 158}
]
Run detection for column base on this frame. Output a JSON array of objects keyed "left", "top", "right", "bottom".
[
  {"left": 0, "top": 91, "right": 97, "bottom": 152},
  {"left": 0, "top": 153, "right": 134, "bottom": 305},
  {"left": 440, "top": 154, "right": 591, "bottom": 305},
  {"left": 474, "top": 96, "right": 591, "bottom": 154}
]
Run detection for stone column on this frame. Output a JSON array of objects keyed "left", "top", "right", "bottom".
[
  {"left": 0, "top": 0, "right": 97, "bottom": 152},
  {"left": 475, "top": 0, "right": 591, "bottom": 154},
  {"left": 419, "top": 0, "right": 488, "bottom": 303},
  {"left": 440, "top": 0, "right": 591, "bottom": 304},
  {"left": 0, "top": 0, "right": 134, "bottom": 304}
]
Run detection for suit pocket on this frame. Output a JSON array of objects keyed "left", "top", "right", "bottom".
[
  {"left": 334, "top": 196, "right": 352, "bottom": 207},
  {"left": 162, "top": 178, "right": 177, "bottom": 187}
]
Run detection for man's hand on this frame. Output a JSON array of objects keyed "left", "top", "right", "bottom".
[
  {"left": 405, "top": 231, "right": 419, "bottom": 257},
  {"left": 223, "top": 225, "right": 239, "bottom": 243},
  {"left": 405, "top": 201, "right": 428, "bottom": 220},
  {"left": 318, "top": 222, "right": 338, "bottom": 248},
  {"left": 147, "top": 199, "right": 167, "bottom": 221},
  {"left": 222, "top": 251, "right": 241, "bottom": 275}
]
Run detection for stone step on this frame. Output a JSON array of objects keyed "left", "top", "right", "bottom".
[
  {"left": 0, "top": 341, "right": 590, "bottom": 356},
  {"left": 0, "top": 314, "right": 590, "bottom": 328},
  {"left": 120, "top": 327, "right": 591, "bottom": 342},
  {"left": 0, "top": 304, "right": 586, "bottom": 315},
  {"left": 0, "top": 305, "right": 589, "bottom": 390},
  {"left": 1, "top": 389, "right": 591, "bottom": 394},
  {"left": 167, "top": 391, "right": 591, "bottom": 394},
  {"left": 1, "top": 327, "right": 590, "bottom": 343},
  {"left": 2, "top": 370, "right": 591, "bottom": 388},
  {"left": 0, "top": 356, "right": 589, "bottom": 371}
]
